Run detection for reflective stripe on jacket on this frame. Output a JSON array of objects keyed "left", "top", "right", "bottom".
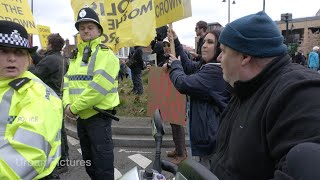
[
  {"left": 63, "top": 37, "right": 120, "bottom": 119},
  {"left": 0, "top": 71, "right": 62, "bottom": 179}
]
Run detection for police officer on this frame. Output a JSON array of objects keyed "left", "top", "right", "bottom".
[
  {"left": 63, "top": 7, "right": 120, "bottom": 179},
  {"left": 0, "top": 20, "right": 62, "bottom": 179}
]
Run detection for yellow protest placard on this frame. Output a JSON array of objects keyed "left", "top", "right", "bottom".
[
  {"left": 104, "top": 0, "right": 156, "bottom": 51},
  {"left": 154, "top": 0, "right": 192, "bottom": 28},
  {"left": 70, "top": 0, "right": 156, "bottom": 52},
  {"left": 0, "top": 0, "right": 37, "bottom": 34},
  {"left": 37, "top": 25, "right": 51, "bottom": 49}
]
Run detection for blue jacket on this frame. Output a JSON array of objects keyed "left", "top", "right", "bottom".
[
  {"left": 169, "top": 38, "right": 230, "bottom": 156},
  {"left": 308, "top": 51, "right": 319, "bottom": 68}
]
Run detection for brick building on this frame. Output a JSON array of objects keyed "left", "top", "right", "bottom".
[{"left": 276, "top": 10, "right": 320, "bottom": 54}]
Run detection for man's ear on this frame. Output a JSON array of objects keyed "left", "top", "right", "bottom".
[
  {"left": 98, "top": 28, "right": 102, "bottom": 36},
  {"left": 241, "top": 54, "right": 252, "bottom": 66}
]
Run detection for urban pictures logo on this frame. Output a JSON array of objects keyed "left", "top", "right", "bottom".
[
  {"left": 58, "top": 159, "right": 91, "bottom": 167},
  {"left": 16, "top": 159, "right": 91, "bottom": 167}
]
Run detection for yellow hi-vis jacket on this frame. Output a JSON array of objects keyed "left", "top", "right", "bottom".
[
  {"left": 63, "top": 37, "right": 120, "bottom": 119},
  {"left": 0, "top": 71, "right": 62, "bottom": 180}
]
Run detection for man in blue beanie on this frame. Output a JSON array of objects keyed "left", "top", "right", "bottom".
[{"left": 209, "top": 11, "right": 320, "bottom": 179}]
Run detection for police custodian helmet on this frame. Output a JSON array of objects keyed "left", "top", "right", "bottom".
[
  {"left": 75, "top": 7, "right": 103, "bottom": 34},
  {"left": 0, "top": 20, "right": 37, "bottom": 53}
]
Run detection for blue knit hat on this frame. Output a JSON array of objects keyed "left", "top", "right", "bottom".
[{"left": 219, "top": 11, "right": 287, "bottom": 57}]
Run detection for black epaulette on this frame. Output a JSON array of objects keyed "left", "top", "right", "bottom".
[
  {"left": 9, "top": 78, "right": 31, "bottom": 91},
  {"left": 99, "top": 44, "right": 109, "bottom": 50}
]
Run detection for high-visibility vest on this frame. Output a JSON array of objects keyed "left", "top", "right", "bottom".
[
  {"left": 0, "top": 71, "right": 62, "bottom": 179},
  {"left": 63, "top": 37, "right": 120, "bottom": 119}
]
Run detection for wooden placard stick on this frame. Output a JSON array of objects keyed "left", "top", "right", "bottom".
[{"left": 168, "top": 23, "right": 176, "bottom": 57}]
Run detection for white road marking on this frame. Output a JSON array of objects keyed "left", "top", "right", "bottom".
[
  {"left": 128, "top": 154, "right": 152, "bottom": 169},
  {"left": 118, "top": 148, "right": 152, "bottom": 154},
  {"left": 77, "top": 148, "right": 82, "bottom": 154},
  {"left": 67, "top": 135, "right": 80, "bottom": 145},
  {"left": 114, "top": 168, "right": 122, "bottom": 180}
]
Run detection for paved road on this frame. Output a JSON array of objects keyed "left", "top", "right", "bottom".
[{"left": 59, "top": 135, "right": 177, "bottom": 180}]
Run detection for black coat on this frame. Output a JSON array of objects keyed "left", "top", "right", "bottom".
[
  {"left": 30, "top": 51, "right": 67, "bottom": 96},
  {"left": 151, "top": 41, "right": 166, "bottom": 67},
  {"left": 131, "top": 47, "right": 144, "bottom": 72},
  {"left": 294, "top": 52, "right": 306, "bottom": 65},
  {"left": 210, "top": 54, "right": 320, "bottom": 180}
]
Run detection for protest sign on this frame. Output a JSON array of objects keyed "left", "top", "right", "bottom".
[
  {"left": 70, "top": 0, "right": 156, "bottom": 52},
  {"left": 37, "top": 25, "right": 51, "bottom": 49},
  {"left": 154, "top": 0, "right": 192, "bottom": 27},
  {"left": 147, "top": 67, "right": 186, "bottom": 125},
  {"left": 0, "top": 0, "right": 37, "bottom": 34},
  {"left": 71, "top": 0, "right": 192, "bottom": 52}
]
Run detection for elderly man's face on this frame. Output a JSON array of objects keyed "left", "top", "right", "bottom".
[
  {"left": 217, "top": 44, "right": 243, "bottom": 87},
  {"left": 0, "top": 47, "right": 29, "bottom": 80},
  {"left": 79, "top": 21, "right": 101, "bottom": 42}
]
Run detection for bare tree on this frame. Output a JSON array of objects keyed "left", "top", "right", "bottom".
[{"left": 299, "top": 29, "right": 320, "bottom": 55}]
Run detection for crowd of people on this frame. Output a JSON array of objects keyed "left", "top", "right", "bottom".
[
  {"left": 1, "top": 6, "right": 320, "bottom": 180},
  {"left": 0, "top": 7, "right": 120, "bottom": 179},
  {"left": 149, "top": 11, "right": 320, "bottom": 180}
]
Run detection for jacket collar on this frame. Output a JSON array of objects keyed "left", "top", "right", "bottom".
[
  {"left": 0, "top": 71, "right": 34, "bottom": 91},
  {"left": 78, "top": 37, "right": 101, "bottom": 51},
  {"left": 45, "top": 50, "right": 61, "bottom": 56},
  {"left": 232, "top": 54, "right": 290, "bottom": 100}
]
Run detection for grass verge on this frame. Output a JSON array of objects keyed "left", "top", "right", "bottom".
[{"left": 116, "top": 70, "right": 149, "bottom": 117}]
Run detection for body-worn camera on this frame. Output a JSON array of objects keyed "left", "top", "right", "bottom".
[{"left": 82, "top": 46, "right": 92, "bottom": 64}]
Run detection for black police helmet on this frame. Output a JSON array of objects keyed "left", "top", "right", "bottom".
[
  {"left": 75, "top": 7, "right": 103, "bottom": 35},
  {"left": 0, "top": 20, "right": 37, "bottom": 53}
]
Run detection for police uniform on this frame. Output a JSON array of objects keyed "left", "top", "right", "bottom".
[
  {"left": 0, "top": 21, "right": 62, "bottom": 179},
  {"left": 63, "top": 7, "right": 120, "bottom": 179}
]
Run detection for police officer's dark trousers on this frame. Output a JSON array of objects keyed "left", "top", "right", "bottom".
[
  {"left": 131, "top": 68, "right": 143, "bottom": 95},
  {"left": 77, "top": 114, "right": 114, "bottom": 180}
]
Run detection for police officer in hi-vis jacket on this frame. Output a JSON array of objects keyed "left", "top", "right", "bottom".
[
  {"left": 63, "top": 7, "right": 120, "bottom": 180},
  {"left": 0, "top": 20, "right": 62, "bottom": 179}
]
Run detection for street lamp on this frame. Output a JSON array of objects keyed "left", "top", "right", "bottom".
[
  {"left": 281, "top": 13, "right": 292, "bottom": 46},
  {"left": 222, "top": 0, "right": 236, "bottom": 23}
]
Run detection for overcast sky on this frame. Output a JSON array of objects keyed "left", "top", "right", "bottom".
[{"left": 29, "top": 0, "right": 320, "bottom": 50}]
